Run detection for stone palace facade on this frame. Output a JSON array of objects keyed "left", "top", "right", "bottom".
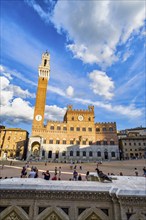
[{"left": 27, "top": 52, "right": 119, "bottom": 162}]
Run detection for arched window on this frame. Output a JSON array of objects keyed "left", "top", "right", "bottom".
[
  {"left": 89, "top": 151, "right": 93, "bottom": 157},
  {"left": 109, "top": 127, "right": 113, "bottom": 131},
  {"left": 83, "top": 151, "right": 86, "bottom": 157},
  {"left": 110, "top": 140, "right": 115, "bottom": 145},
  {"left": 97, "top": 151, "right": 101, "bottom": 157},
  {"left": 62, "top": 151, "right": 66, "bottom": 156},
  {"left": 103, "top": 140, "right": 108, "bottom": 145},
  {"left": 48, "top": 151, "right": 52, "bottom": 158},
  {"left": 111, "top": 151, "right": 115, "bottom": 157},
  {"left": 42, "top": 150, "right": 45, "bottom": 157},
  {"left": 96, "top": 127, "right": 100, "bottom": 132},
  {"left": 70, "top": 151, "right": 73, "bottom": 156},
  {"left": 102, "top": 127, "right": 106, "bottom": 132},
  {"left": 76, "top": 151, "right": 80, "bottom": 157}
]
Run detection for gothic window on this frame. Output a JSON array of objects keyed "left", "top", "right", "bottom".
[
  {"left": 89, "top": 151, "right": 93, "bottom": 157},
  {"left": 63, "top": 140, "right": 66, "bottom": 144},
  {"left": 82, "top": 140, "right": 86, "bottom": 145},
  {"left": 43, "top": 139, "right": 46, "bottom": 144},
  {"left": 76, "top": 151, "right": 80, "bottom": 156},
  {"left": 76, "top": 140, "right": 80, "bottom": 145},
  {"left": 110, "top": 141, "right": 115, "bottom": 145},
  {"left": 96, "top": 127, "right": 100, "bottom": 132},
  {"left": 70, "top": 140, "right": 74, "bottom": 144},
  {"left": 111, "top": 151, "right": 115, "bottom": 157},
  {"left": 72, "top": 116, "right": 74, "bottom": 121},
  {"left": 70, "top": 127, "right": 74, "bottom": 131},
  {"left": 8, "top": 136, "right": 10, "bottom": 140},
  {"left": 48, "top": 151, "right": 52, "bottom": 158},
  {"left": 103, "top": 140, "right": 108, "bottom": 145},
  {"left": 96, "top": 141, "right": 101, "bottom": 145},
  {"left": 82, "top": 127, "right": 86, "bottom": 131},
  {"left": 109, "top": 127, "right": 113, "bottom": 131},
  {"left": 57, "top": 126, "right": 61, "bottom": 130},
  {"left": 76, "top": 127, "right": 80, "bottom": 131},
  {"left": 83, "top": 151, "right": 86, "bottom": 157},
  {"left": 42, "top": 150, "right": 45, "bottom": 157},
  {"left": 97, "top": 151, "right": 101, "bottom": 157},
  {"left": 56, "top": 140, "right": 60, "bottom": 144},
  {"left": 62, "top": 151, "right": 66, "bottom": 156},
  {"left": 88, "top": 127, "right": 92, "bottom": 132},
  {"left": 63, "top": 127, "right": 67, "bottom": 131},
  {"left": 88, "top": 117, "right": 91, "bottom": 121},
  {"left": 49, "top": 139, "right": 53, "bottom": 144},
  {"left": 44, "top": 59, "right": 47, "bottom": 66},
  {"left": 89, "top": 141, "right": 92, "bottom": 145},
  {"left": 50, "top": 126, "right": 54, "bottom": 130},
  {"left": 70, "top": 151, "right": 73, "bottom": 156},
  {"left": 102, "top": 127, "right": 106, "bottom": 131}
]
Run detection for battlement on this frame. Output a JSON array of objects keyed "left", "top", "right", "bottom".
[
  {"left": 67, "top": 105, "right": 94, "bottom": 112},
  {"left": 95, "top": 122, "right": 116, "bottom": 125}
]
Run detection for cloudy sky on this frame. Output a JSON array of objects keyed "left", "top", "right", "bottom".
[{"left": 1, "top": 0, "right": 145, "bottom": 134}]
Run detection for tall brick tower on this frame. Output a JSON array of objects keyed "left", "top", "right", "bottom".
[{"left": 32, "top": 51, "right": 50, "bottom": 133}]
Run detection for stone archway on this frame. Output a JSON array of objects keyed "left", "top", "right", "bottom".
[
  {"left": 36, "top": 207, "right": 69, "bottom": 220},
  {"left": 0, "top": 206, "right": 29, "bottom": 220},
  {"left": 31, "top": 142, "right": 40, "bottom": 158},
  {"left": 78, "top": 208, "right": 109, "bottom": 220},
  {"left": 129, "top": 212, "right": 146, "bottom": 220}
]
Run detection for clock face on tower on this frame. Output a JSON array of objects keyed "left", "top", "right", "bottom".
[
  {"left": 35, "top": 114, "right": 42, "bottom": 121},
  {"left": 78, "top": 115, "right": 84, "bottom": 121}
]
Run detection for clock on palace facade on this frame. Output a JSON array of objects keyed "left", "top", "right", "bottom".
[{"left": 78, "top": 115, "right": 84, "bottom": 121}]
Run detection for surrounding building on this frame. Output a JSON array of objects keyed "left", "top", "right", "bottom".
[
  {"left": 27, "top": 52, "right": 119, "bottom": 162},
  {"left": 118, "top": 127, "right": 146, "bottom": 159},
  {"left": 0, "top": 126, "right": 29, "bottom": 160}
]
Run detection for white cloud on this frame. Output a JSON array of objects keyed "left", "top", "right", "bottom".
[
  {"left": 1, "top": 98, "right": 34, "bottom": 124},
  {"left": 66, "top": 86, "right": 74, "bottom": 97},
  {"left": 51, "top": 1, "right": 145, "bottom": 67},
  {"left": 0, "top": 72, "right": 35, "bottom": 124},
  {"left": 74, "top": 97, "right": 142, "bottom": 118},
  {"left": 45, "top": 105, "right": 66, "bottom": 121},
  {"left": 89, "top": 70, "right": 114, "bottom": 100}
]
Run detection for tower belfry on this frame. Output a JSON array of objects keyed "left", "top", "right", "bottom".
[{"left": 32, "top": 51, "right": 50, "bottom": 132}]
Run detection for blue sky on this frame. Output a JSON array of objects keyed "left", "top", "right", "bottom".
[{"left": 0, "top": 0, "right": 145, "bottom": 134}]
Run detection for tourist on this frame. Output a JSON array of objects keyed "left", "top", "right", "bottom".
[
  {"left": 52, "top": 174, "right": 57, "bottom": 180},
  {"left": 59, "top": 167, "right": 61, "bottom": 178},
  {"left": 28, "top": 168, "right": 36, "bottom": 178},
  {"left": 143, "top": 167, "right": 146, "bottom": 177},
  {"left": 55, "top": 167, "right": 57, "bottom": 175},
  {"left": 79, "top": 165, "right": 82, "bottom": 170},
  {"left": 42, "top": 170, "right": 50, "bottom": 180},
  {"left": 21, "top": 166, "right": 27, "bottom": 178},
  {"left": 135, "top": 168, "right": 138, "bottom": 176},
  {"left": 119, "top": 172, "right": 123, "bottom": 176},
  {"left": 86, "top": 171, "right": 90, "bottom": 181},
  {"left": 78, "top": 174, "right": 82, "bottom": 181},
  {"left": 73, "top": 170, "right": 78, "bottom": 181}
]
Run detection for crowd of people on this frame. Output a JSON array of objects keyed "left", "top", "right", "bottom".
[{"left": 1, "top": 161, "right": 146, "bottom": 180}]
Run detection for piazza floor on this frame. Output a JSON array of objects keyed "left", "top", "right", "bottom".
[{"left": 0, "top": 159, "right": 146, "bottom": 180}]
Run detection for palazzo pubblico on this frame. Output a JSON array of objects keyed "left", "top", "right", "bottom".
[{"left": 27, "top": 52, "right": 119, "bottom": 161}]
